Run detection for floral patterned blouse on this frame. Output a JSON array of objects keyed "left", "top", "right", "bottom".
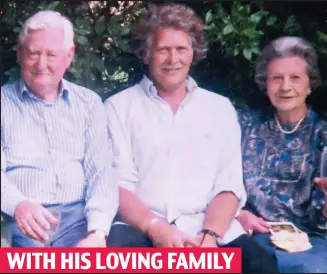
[{"left": 239, "top": 107, "right": 327, "bottom": 234}]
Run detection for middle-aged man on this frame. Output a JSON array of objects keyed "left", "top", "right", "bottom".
[
  {"left": 104, "top": 3, "right": 278, "bottom": 273},
  {"left": 1, "top": 10, "right": 118, "bottom": 247}
]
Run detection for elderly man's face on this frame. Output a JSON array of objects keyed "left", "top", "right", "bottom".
[
  {"left": 143, "top": 27, "right": 193, "bottom": 92},
  {"left": 17, "top": 28, "right": 74, "bottom": 96}
]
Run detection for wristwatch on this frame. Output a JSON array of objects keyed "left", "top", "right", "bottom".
[{"left": 198, "top": 228, "right": 222, "bottom": 246}]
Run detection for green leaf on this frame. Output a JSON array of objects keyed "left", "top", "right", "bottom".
[
  {"left": 205, "top": 10, "right": 213, "bottom": 24},
  {"left": 317, "top": 46, "right": 327, "bottom": 56},
  {"left": 285, "top": 15, "right": 296, "bottom": 27},
  {"left": 120, "top": 26, "right": 130, "bottom": 36},
  {"left": 243, "top": 28, "right": 263, "bottom": 38},
  {"left": 204, "top": 22, "right": 216, "bottom": 31},
  {"left": 13, "top": 26, "right": 21, "bottom": 33},
  {"left": 108, "top": 14, "right": 123, "bottom": 26},
  {"left": 222, "top": 16, "right": 230, "bottom": 24},
  {"left": 243, "top": 48, "right": 252, "bottom": 60},
  {"left": 93, "top": 56, "right": 105, "bottom": 71},
  {"left": 75, "top": 18, "right": 92, "bottom": 33},
  {"left": 266, "top": 16, "right": 277, "bottom": 26},
  {"left": 249, "top": 11, "right": 269, "bottom": 24},
  {"left": 225, "top": 47, "right": 234, "bottom": 57},
  {"left": 283, "top": 15, "right": 300, "bottom": 33},
  {"left": 74, "top": 2, "right": 89, "bottom": 14},
  {"left": 223, "top": 24, "right": 234, "bottom": 35},
  {"left": 117, "top": 39, "right": 131, "bottom": 52},
  {"left": 215, "top": 3, "right": 227, "bottom": 18},
  {"left": 234, "top": 48, "right": 240, "bottom": 56},
  {"left": 76, "top": 35, "right": 88, "bottom": 45},
  {"left": 75, "top": 28, "right": 91, "bottom": 36},
  {"left": 46, "top": 1, "right": 60, "bottom": 10},
  {"left": 245, "top": 4, "right": 250, "bottom": 14},
  {"left": 251, "top": 47, "right": 260, "bottom": 55},
  {"left": 95, "top": 15, "right": 106, "bottom": 35},
  {"left": 215, "top": 32, "right": 223, "bottom": 40},
  {"left": 317, "top": 30, "right": 327, "bottom": 43}
]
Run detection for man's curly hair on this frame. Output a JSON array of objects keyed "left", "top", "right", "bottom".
[{"left": 130, "top": 3, "right": 207, "bottom": 63}]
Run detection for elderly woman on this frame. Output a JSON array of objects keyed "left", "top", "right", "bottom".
[{"left": 237, "top": 36, "right": 327, "bottom": 273}]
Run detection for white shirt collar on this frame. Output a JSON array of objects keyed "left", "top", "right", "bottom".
[{"left": 139, "top": 74, "right": 199, "bottom": 98}]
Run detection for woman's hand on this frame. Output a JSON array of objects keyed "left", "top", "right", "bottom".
[{"left": 236, "top": 210, "right": 271, "bottom": 234}]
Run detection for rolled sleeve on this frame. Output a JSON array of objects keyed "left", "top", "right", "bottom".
[
  {"left": 209, "top": 100, "right": 247, "bottom": 214},
  {"left": 87, "top": 211, "right": 116, "bottom": 234},
  {"left": 104, "top": 99, "right": 139, "bottom": 193},
  {"left": 83, "top": 96, "right": 119, "bottom": 235}
]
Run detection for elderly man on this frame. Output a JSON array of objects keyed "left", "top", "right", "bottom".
[
  {"left": 1, "top": 10, "right": 118, "bottom": 247},
  {"left": 105, "top": 3, "right": 278, "bottom": 273}
]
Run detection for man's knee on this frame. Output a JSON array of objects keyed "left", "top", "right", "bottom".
[
  {"left": 228, "top": 234, "right": 278, "bottom": 273},
  {"left": 252, "top": 234, "right": 276, "bottom": 254},
  {"left": 108, "top": 224, "right": 153, "bottom": 247},
  {"left": 244, "top": 244, "right": 278, "bottom": 273}
]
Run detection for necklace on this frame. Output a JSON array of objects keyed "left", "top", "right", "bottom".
[{"left": 275, "top": 114, "right": 306, "bottom": 134}]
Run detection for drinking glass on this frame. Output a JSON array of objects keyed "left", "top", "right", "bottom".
[
  {"left": 44, "top": 208, "right": 61, "bottom": 247},
  {"left": 317, "top": 148, "right": 327, "bottom": 230}
]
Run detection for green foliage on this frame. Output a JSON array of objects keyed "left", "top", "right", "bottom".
[
  {"left": 1, "top": 1, "right": 326, "bottom": 114},
  {"left": 196, "top": 1, "right": 327, "bottom": 112},
  {"left": 1, "top": 1, "right": 146, "bottom": 98},
  {"left": 204, "top": 2, "right": 277, "bottom": 61}
]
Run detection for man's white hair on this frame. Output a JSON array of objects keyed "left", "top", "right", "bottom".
[{"left": 18, "top": 10, "right": 74, "bottom": 51}]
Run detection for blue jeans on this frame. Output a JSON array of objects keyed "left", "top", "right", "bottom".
[
  {"left": 1, "top": 220, "right": 12, "bottom": 247},
  {"left": 11, "top": 201, "right": 88, "bottom": 247},
  {"left": 253, "top": 233, "right": 327, "bottom": 273}
]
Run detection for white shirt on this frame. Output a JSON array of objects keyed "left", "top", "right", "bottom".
[{"left": 105, "top": 75, "right": 247, "bottom": 244}]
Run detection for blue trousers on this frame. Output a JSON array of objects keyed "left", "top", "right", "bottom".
[
  {"left": 11, "top": 201, "right": 88, "bottom": 247},
  {"left": 253, "top": 233, "right": 327, "bottom": 273}
]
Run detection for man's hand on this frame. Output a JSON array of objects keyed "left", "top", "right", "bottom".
[
  {"left": 76, "top": 233, "right": 106, "bottom": 247},
  {"left": 194, "top": 233, "right": 217, "bottom": 247},
  {"left": 14, "top": 200, "right": 59, "bottom": 243},
  {"left": 236, "top": 210, "right": 270, "bottom": 234},
  {"left": 314, "top": 177, "right": 327, "bottom": 193},
  {"left": 147, "top": 221, "right": 199, "bottom": 247},
  {"left": 314, "top": 177, "right": 327, "bottom": 217}
]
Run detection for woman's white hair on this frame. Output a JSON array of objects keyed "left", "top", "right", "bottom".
[
  {"left": 255, "top": 36, "right": 321, "bottom": 90},
  {"left": 18, "top": 10, "right": 74, "bottom": 51}
]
